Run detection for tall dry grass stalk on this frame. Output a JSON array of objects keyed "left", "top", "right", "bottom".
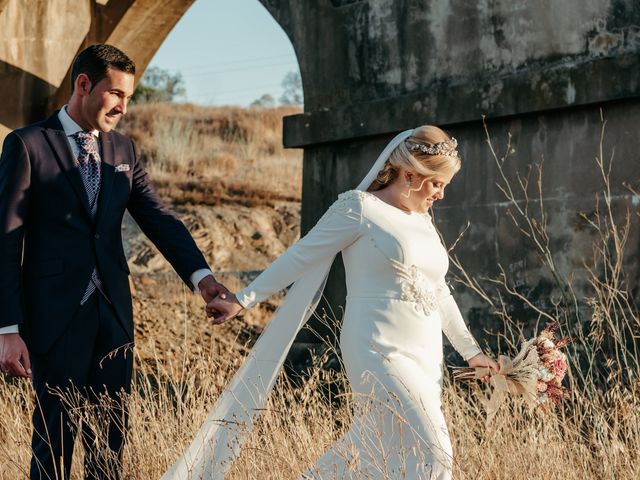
[{"left": 1, "top": 113, "right": 639, "bottom": 479}]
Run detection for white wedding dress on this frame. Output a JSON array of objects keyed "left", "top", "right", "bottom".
[
  {"left": 161, "top": 131, "right": 482, "bottom": 480},
  {"left": 235, "top": 190, "right": 481, "bottom": 479}
]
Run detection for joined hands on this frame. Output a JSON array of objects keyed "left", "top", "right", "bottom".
[
  {"left": 198, "top": 274, "right": 229, "bottom": 304},
  {"left": 206, "top": 293, "right": 243, "bottom": 325},
  {"left": 197, "top": 275, "right": 244, "bottom": 325}
]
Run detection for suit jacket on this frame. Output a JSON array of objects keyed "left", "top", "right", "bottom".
[{"left": 0, "top": 112, "right": 210, "bottom": 353}]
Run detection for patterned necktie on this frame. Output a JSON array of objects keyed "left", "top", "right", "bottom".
[
  {"left": 71, "top": 131, "right": 104, "bottom": 304},
  {"left": 72, "top": 131, "right": 101, "bottom": 213}
]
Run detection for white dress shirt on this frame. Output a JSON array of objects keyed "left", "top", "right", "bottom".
[{"left": 0, "top": 107, "right": 212, "bottom": 335}]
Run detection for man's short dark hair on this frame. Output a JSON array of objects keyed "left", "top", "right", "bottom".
[{"left": 71, "top": 44, "right": 136, "bottom": 92}]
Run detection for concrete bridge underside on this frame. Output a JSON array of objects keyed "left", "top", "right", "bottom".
[{"left": 0, "top": 0, "right": 194, "bottom": 139}]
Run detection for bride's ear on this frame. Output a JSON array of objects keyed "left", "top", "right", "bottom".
[
  {"left": 405, "top": 171, "right": 427, "bottom": 187},
  {"left": 398, "top": 166, "right": 421, "bottom": 187}
]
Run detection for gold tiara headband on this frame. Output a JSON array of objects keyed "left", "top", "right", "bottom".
[{"left": 407, "top": 137, "right": 459, "bottom": 158}]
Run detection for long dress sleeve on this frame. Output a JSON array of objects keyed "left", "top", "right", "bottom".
[
  {"left": 236, "top": 190, "right": 365, "bottom": 308},
  {"left": 436, "top": 280, "right": 483, "bottom": 361}
]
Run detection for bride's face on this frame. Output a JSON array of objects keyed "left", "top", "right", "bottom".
[{"left": 407, "top": 168, "right": 456, "bottom": 212}]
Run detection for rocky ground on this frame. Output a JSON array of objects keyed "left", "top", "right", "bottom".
[{"left": 123, "top": 200, "right": 300, "bottom": 275}]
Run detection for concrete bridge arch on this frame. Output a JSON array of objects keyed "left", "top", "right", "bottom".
[{"left": 0, "top": 0, "right": 203, "bottom": 138}]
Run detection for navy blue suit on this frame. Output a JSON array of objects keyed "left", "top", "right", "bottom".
[{"left": 0, "top": 112, "right": 210, "bottom": 479}]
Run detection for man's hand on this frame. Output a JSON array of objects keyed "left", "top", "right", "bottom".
[
  {"left": 0, "top": 333, "right": 31, "bottom": 378},
  {"left": 206, "top": 294, "right": 244, "bottom": 325},
  {"left": 198, "top": 275, "right": 229, "bottom": 303}
]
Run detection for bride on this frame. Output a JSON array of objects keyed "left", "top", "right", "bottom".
[{"left": 162, "top": 126, "right": 499, "bottom": 479}]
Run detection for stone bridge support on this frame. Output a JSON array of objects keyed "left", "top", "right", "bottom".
[
  {"left": 259, "top": 0, "right": 640, "bottom": 357},
  {"left": 0, "top": 0, "right": 194, "bottom": 139}
]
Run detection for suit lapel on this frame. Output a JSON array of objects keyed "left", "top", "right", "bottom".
[
  {"left": 42, "top": 115, "right": 93, "bottom": 220},
  {"left": 95, "top": 131, "right": 116, "bottom": 226}
]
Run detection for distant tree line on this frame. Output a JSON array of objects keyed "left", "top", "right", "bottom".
[
  {"left": 251, "top": 71, "right": 303, "bottom": 107},
  {"left": 133, "top": 67, "right": 303, "bottom": 107},
  {"left": 132, "top": 66, "right": 186, "bottom": 104}
]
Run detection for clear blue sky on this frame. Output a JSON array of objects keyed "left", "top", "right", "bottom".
[{"left": 148, "top": 0, "right": 300, "bottom": 107}]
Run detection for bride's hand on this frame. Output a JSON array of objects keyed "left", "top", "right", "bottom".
[
  {"left": 206, "top": 293, "right": 244, "bottom": 325},
  {"left": 467, "top": 353, "right": 500, "bottom": 382}
]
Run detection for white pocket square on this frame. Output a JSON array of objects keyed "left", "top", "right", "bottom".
[{"left": 115, "top": 164, "right": 130, "bottom": 172}]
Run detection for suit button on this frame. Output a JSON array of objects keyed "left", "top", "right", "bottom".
[{"left": 94, "top": 233, "right": 100, "bottom": 239}]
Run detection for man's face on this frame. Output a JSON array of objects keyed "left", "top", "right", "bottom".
[{"left": 79, "top": 68, "right": 134, "bottom": 132}]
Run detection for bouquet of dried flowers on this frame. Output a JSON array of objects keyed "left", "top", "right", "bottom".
[{"left": 453, "top": 323, "right": 571, "bottom": 421}]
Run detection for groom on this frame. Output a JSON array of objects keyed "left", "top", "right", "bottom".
[{"left": 0, "top": 44, "right": 226, "bottom": 479}]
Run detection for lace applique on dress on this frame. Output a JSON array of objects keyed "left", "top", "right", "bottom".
[
  {"left": 316, "top": 190, "right": 367, "bottom": 226},
  {"left": 390, "top": 259, "right": 439, "bottom": 315}
]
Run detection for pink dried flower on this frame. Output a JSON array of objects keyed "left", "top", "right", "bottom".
[{"left": 553, "top": 358, "right": 567, "bottom": 379}]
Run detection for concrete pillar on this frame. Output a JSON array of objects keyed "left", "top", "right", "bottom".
[
  {"left": 0, "top": 0, "right": 91, "bottom": 137},
  {"left": 258, "top": 0, "right": 640, "bottom": 353}
]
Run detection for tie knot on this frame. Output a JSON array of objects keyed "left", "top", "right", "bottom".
[{"left": 72, "top": 131, "right": 98, "bottom": 155}]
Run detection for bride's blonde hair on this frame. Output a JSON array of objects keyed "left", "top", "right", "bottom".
[{"left": 367, "top": 125, "right": 461, "bottom": 192}]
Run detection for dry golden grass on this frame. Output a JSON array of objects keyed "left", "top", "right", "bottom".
[
  {"left": 119, "top": 103, "right": 303, "bottom": 205},
  {"left": 1, "top": 110, "right": 638, "bottom": 479},
  {"left": 1, "top": 274, "right": 638, "bottom": 479}
]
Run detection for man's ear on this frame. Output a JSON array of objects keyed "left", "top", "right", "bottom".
[{"left": 75, "top": 73, "right": 92, "bottom": 96}]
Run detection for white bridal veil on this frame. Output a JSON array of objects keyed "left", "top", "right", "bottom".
[{"left": 161, "top": 129, "right": 414, "bottom": 480}]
